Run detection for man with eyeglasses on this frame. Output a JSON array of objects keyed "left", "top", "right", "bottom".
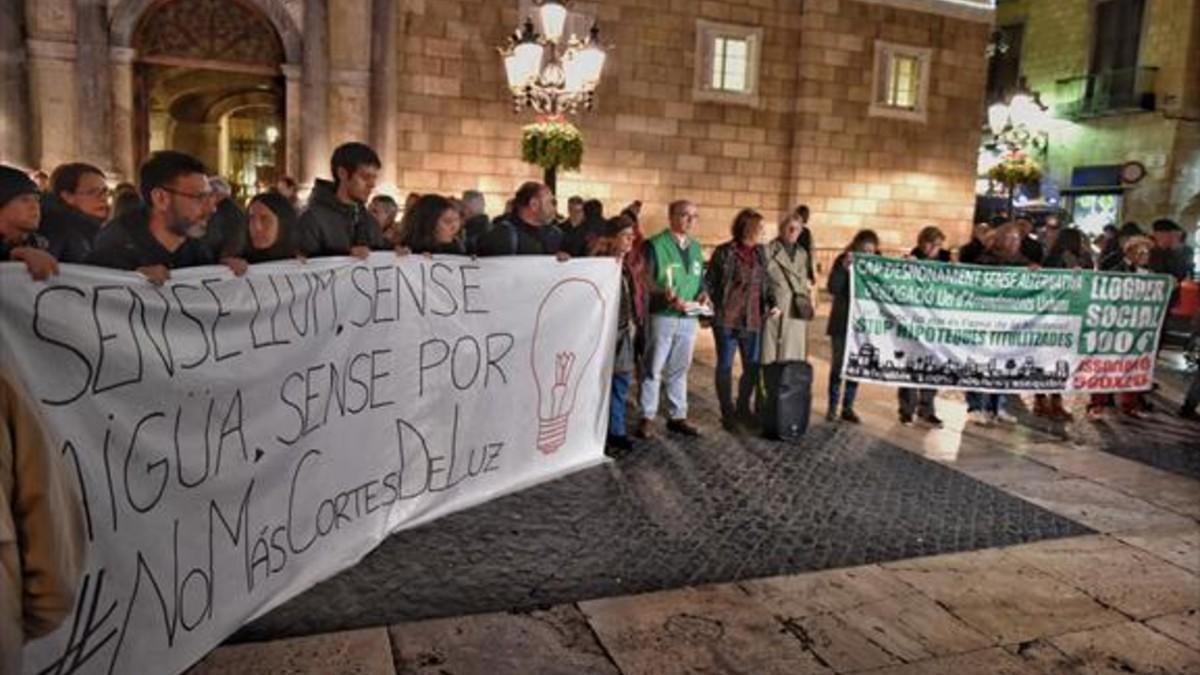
[
  {"left": 85, "top": 151, "right": 214, "bottom": 284},
  {"left": 38, "top": 162, "right": 111, "bottom": 263}
]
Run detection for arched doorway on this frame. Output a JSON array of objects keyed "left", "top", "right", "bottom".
[{"left": 131, "top": 0, "right": 286, "bottom": 197}]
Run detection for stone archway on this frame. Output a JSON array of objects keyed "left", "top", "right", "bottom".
[
  {"left": 107, "top": 0, "right": 305, "bottom": 182},
  {"left": 110, "top": 0, "right": 303, "bottom": 63}
]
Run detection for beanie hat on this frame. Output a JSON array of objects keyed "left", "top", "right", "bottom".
[
  {"left": 1151, "top": 218, "right": 1182, "bottom": 233},
  {"left": 0, "top": 165, "right": 39, "bottom": 209}
]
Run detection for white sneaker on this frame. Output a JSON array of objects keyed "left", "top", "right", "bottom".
[
  {"left": 967, "top": 411, "right": 992, "bottom": 425},
  {"left": 994, "top": 410, "right": 1018, "bottom": 424}
]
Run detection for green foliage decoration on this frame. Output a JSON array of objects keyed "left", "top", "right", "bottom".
[{"left": 521, "top": 118, "right": 584, "bottom": 172}]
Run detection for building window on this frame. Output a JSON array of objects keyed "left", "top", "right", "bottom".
[
  {"left": 694, "top": 20, "right": 762, "bottom": 106},
  {"left": 870, "top": 41, "right": 932, "bottom": 122}
]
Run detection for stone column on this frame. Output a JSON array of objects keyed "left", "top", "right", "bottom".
[
  {"left": 75, "top": 0, "right": 110, "bottom": 169},
  {"left": 25, "top": 38, "right": 79, "bottom": 171},
  {"left": 328, "top": 0, "right": 372, "bottom": 150},
  {"left": 328, "top": 68, "right": 371, "bottom": 149},
  {"left": 301, "top": 0, "right": 329, "bottom": 186},
  {"left": 0, "top": 0, "right": 29, "bottom": 165},
  {"left": 369, "top": 0, "right": 399, "bottom": 186},
  {"left": 109, "top": 46, "right": 136, "bottom": 182},
  {"left": 281, "top": 62, "right": 303, "bottom": 181}
]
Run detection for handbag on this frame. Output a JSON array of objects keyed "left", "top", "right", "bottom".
[{"left": 780, "top": 261, "right": 814, "bottom": 320}]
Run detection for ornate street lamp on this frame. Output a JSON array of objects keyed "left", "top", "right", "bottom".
[
  {"left": 987, "top": 76, "right": 1048, "bottom": 154},
  {"left": 499, "top": 1, "right": 608, "bottom": 193},
  {"left": 500, "top": 1, "right": 608, "bottom": 115}
]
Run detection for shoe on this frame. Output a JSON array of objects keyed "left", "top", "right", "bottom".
[
  {"left": 606, "top": 434, "right": 633, "bottom": 452},
  {"left": 633, "top": 418, "right": 652, "bottom": 439},
  {"left": 1033, "top": 397, "right": 1050, "bottom": 417},
  {"left": 994, "top": 410, "right": 1018, "bottom": 424},
  {"left": 825, "top": 408, "right": 837, "bottom": 422},
  {"left": 967, "top": 411, "right": 992, "bottom": 425},
  {"left": 1086, "top": 406, "right": 1106, "bottom": 421},
  {"left": 1180, "top": 406, "right": 1200, "bottom": 422},
  {"left": 899, "top": 413, "right": 914, "bottom": 426},
  {"left": 667, "top": 419, "right": 702, "bottom": 437},
  {"left": 920, "top": 413, "right": 945, "bottom": 429},
  {"left": 840, "top": 409, "right": 861, "bottom": 424},
  {"left": 721, "top": 417, "right": 739, "bottom": 432},
  {"left": 1121, "top": 408, "right": 1143, "bottom": 420},
  {"left": 1050, "top": 406, "right": 1074, "bottom": 422}
]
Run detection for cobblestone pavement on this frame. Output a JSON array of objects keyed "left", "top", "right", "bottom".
[{"left": 236, "top": 356, "right": 1091, "bottom": 643}]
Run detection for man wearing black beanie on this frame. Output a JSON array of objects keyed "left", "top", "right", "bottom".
[{"left": 0, "top": 164, "right": 58, "bottom": 280}]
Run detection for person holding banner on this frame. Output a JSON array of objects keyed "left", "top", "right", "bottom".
[
  {"left": 898, "top": 226, "right": 947, "bottom": 427},
  {"left": 1088, "top": 235, "right": 1157, "bottom": 419},
  {"left": 705, "top": 208, "right": 777, "bottom": 431},
  {"left": 297, "top": 142, "right": 387, "bottom": 258},
  {"left": 0, "top": 164, "right": 59, "bottom": 281},
  {"left": 966, "top": 223, "right": 1031, "bottom": 425},
  {"left": 591, "top": 215, "right": 639, "bottom": 452},
  {"left": 1036, "top": 227, "right": 1094, "bottom": 421},
  {"left": 1, "top": 371, "right": 87, "bottom": 675},
  {"left": 84, "top": 151, "right": 215, "bottom": 284},
  {"left": 635, "top": 200, "right": 709, "bottom": 439},
  {"left": 216, "top": 192, "right": 304, "bottom": 274},
  {"left": 400, "top": 194, "right": 467, "bottom": 255},
  {"left": 827, "top": 229, "right": 880, "bottom": 424}
]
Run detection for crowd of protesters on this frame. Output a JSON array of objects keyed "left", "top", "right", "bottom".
[
  {"left": 2, "top": 141, "right": 1199, "bottom": 668},
  {"left": 2, "top": 141, "right": 1199, "bottom": 450}
]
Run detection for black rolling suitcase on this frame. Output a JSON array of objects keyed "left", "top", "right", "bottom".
[{"left": 760, "top": 361, "right": 813, "bottom": 441}]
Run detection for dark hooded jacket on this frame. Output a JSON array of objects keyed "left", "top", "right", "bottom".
[
  {"left": 37, "top": 194, "right": 101, "bottom": 263},
  {"left": 200, "top": 197, "right": 248, "bottom": 259},
  {"left": 297, "top": 179, "right": 387, "bottom": 256},
  {"left": 84, "top": 206, "right": 213, "bottom": 270},
  {"left": 475, "top": 214, "right": 563, "bottom": 256}
]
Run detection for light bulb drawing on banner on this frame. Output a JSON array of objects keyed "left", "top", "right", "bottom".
[{"left": 531, "top": 278, "right": 607, "bottom": 454}]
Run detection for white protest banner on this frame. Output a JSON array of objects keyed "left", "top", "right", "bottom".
[
  {"left": 0, "top": 253, "right": 617, "bottom": 675},
  {"left": 844, "top": 256, "right": 1173, "bottom": 394}
]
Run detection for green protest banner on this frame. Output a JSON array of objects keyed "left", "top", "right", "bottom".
[{"left": 844, "top": 256, "right": 1173, "bottom": 393}]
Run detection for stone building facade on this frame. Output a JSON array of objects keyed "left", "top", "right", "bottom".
[
  {"left": 1, "top": 0, "right": 992, "bottom": 247},
  {"left": 993, "top": 0, "right": 1200, "bottom": 234}
]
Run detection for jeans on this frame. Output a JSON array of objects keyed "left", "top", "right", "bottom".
[
  {"left": 828, "top": 333, "right": 859, "bottom": 413},
  {"left": 966, "top": 391, "right": 1007, "bottom": 414},
  {"left": 640, "top": 314, "right": 699, "bottom": 421},
  {"left": 713, "top": 325, "right": 761, "bottom": 420},
  {"left": 609, "top": 372, "right": 632, "bottom": 437},
  {"left": 898, "top": 388, "right": 936, "bottom": 418}
]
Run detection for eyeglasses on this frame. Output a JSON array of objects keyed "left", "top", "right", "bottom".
[
  {"left": 78, "top": 187, "right": 112, "bottom": 198},
  {"left": 160, "top": 186, "right": 214, "bottom": 202}
]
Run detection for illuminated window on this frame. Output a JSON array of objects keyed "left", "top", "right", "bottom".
[
  {"left": 711, "top": 37, "right": 749, "bottom": 92},
  {"left": 695, "top": 20, "right": 762, "bottom": 106},
  {"left": 871, "top": 41, "right": 932, "bottom": 122}
]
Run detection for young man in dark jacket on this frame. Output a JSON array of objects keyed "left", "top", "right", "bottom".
[
  {"left": 475, "top": 181, "right": 565, "bottom": 256},
  {"left": 39, "top": 162, "right": 110, "bottom": 263},
  {"left": 298, "top": 142, "right": 388, "bottom": 257},
  {"left": 85, "top": 151, "right": 214, "bottom": 284}
]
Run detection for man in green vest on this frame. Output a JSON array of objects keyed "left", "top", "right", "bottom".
[{"left": 635, "top": 200, "right": 710, "bottom": 439}]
